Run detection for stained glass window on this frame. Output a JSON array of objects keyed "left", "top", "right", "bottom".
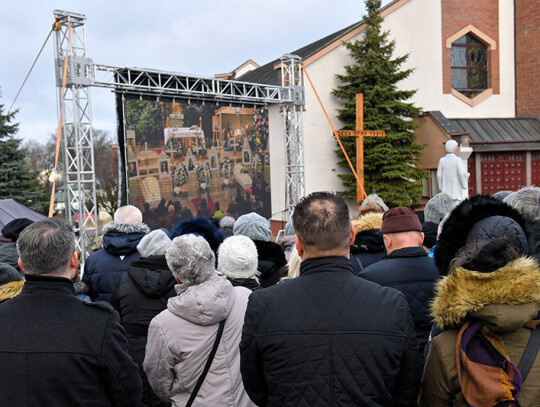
[{"left": 451, "top": 34, "right": 488, "bottom": 97}]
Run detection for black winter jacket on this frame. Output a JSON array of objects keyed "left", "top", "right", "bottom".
[
  {"left": 0, "top": 274, "right": 142, "bottom": 406},
  {"left": 253, "top": 240, "right": 287, "bottom": 288},
  {"left": 240, "top": 256, "right": 420, "bottom": 406},
  {"left": 360, "top": 246, "right": 439, "bottom": 356},
  {"left": 83, "top": 222, "right": 149, "bottom": 302},
  {"left": 111, "top": 255, "right": 176, "bottom": 407}
]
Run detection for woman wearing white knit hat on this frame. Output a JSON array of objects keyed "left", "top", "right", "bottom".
[{"left": 218, "top": 236, "right": 260, "bottom": 291}]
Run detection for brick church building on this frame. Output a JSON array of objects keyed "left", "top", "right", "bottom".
[{"left": 226, "top": 0, "right": 540, "bottom": 217}]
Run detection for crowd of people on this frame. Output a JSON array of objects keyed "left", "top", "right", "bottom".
[{"left": 0, "top": 185, "right": 539, "bottom": 406}]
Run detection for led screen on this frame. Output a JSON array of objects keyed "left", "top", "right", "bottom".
[{"left": 122, "top": 95, "right": 271, "bottom": 230}]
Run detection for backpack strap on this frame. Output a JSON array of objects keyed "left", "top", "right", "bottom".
[
  {"left": 517, "top": 327, "right": 540, "bottom": 383},
  {"left": 186, "top": 319, "right": 226, "bottom": 407}
]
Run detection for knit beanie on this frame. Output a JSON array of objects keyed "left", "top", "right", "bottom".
[
  {"left": 424, "top": 193, "right": 453, "bottom": 224},
  {"left": 381, "top": 207, "right": 422, "bottom": 234},
  {"left": 233, "top": 212, "right": 271, "bottom": 241},
  {"left": 1, "top": 218, "right": 33, "bottom": 241},
  {"left": 137, "top": 229, "right": 172, "bottom": 257},
  {"left": 0, "top": 263, "right": 23, "bottom": 286},
  {"left": 218, "top": 236, "right": 259, "bottom": 279}
]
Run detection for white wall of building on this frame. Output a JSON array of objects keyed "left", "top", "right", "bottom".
[{"left": 269, "top": 0, "right": 516, "bottom": 220}]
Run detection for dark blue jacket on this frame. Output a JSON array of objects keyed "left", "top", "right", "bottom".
[
  {"left": 83, "top": 222, "right": 149, "bottom": 302},
  {"left": 240, "top": 256, "right": 420, "bottom": 406},
  {"left": 0, "top": 274, "right": 142, "bottom": 406},
  {"left": 360, "top": 246, "right": 439, "bottom": 356}
]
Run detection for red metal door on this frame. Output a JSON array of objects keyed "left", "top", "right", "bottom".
[{"left": 480, "top": 152, "right": 526, "bottom": 194}]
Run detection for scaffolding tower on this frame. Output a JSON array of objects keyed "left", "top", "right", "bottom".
[
  {"left": 281, "top": 55, "right": 305, "bottom": 216},
  {"left": 53, "top": 10, "right": 98, "bottom": 261}
]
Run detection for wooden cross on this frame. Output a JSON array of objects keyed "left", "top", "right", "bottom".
[{"left": 336, "top": 94, "right": 385, "bottom": 206}]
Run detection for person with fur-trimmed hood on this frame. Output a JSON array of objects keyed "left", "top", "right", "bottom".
[
  {"left": 111, "top": 229, "right": 176, "bottom": 407},
  {"left": 83, "top": 205, "right": 150, "bottom": 302},
  {"left": 419, "top": 195, "right": 540, "bottom": 406},
  {"left": 350, "top": 203, "right": 386, "bottom": 274}
]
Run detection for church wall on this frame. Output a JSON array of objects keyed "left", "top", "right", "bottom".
[
  {"left": 515, "top": 0, "right": 540, "bottom": 118},
  {"left": 383, "top": 0, "right": 515, "bottom": 118},
  {"left": 301, "top": 36, "right": 360, "bottom": 197}
]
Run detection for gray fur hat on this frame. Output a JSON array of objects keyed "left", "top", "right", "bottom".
[
  {"left": 137, "top": 229, "right": 171, "bottom": 257},
  {"left": 424, "top": 192, "right": 454, "bottom": 224},
  {"left": 0, "top": 263, "right": 23, "bottom": 286},
  {"left": 233, "top": 212, "right": 271, "bottom": 242},
  {"left": 218, "top": 236, "right": 259, "bottom": 279},
  {"left": 504, "top": 186, "right": 540, "bottom": 228}
]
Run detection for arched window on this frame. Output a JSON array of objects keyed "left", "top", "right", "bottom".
[{"left": 451, "top": 34, "right": 488, "bottom": 98}]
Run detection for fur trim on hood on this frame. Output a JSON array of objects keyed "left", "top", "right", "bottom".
[
  {"left": 434, "top": 194, "right": 527, "bottom": 276},
  {"left": 352, "top": 212, "right": 383, "bottom": 235},
  {"left": 431, "top": 256, "right": 540, "bottom": 329},
  {"left": 0, "top": 280, "right": 24, "bottom": 302},
  {"left": 102, "top": 222, "right": 150, "bottom": 235}
]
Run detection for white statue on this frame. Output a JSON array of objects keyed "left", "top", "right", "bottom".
[{"left": 436, "top": 140, "right": 469, "bottom": 204}]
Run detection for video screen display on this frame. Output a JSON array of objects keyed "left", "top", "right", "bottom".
[{"left": 122, "top": 95, "right": 271, "bottom": 230}]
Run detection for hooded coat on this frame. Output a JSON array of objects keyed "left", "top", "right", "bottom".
[
  {"left": 143, "top": 274, "right": 254, "bottom": 407},
  {"left": 83, "top": 222, "right": 150, "bottom": 302},
  {"left": 111, "top": 256, "right": 176, "bottom": 407},
  {"left": 418, "top": 257, "right": 540, "bottom": 406},
  {"left": 253, "top": 240, "right": 287, "bottom": 288},
  {"left": 350, "top": 212, "right": 386, "bottom": 274}
]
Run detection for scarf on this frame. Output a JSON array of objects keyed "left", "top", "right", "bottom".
[{"left": 456, "top": 320, "right": 522, "bottom": 407}]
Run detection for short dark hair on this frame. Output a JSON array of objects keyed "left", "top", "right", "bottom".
[
  {"left": 17, "top": 218, "right": 76, "bottom": 275},
  {"left": 292, "top": 192, "right": 350, "bottom": 251}
]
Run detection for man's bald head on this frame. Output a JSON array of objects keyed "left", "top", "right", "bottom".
[{"left": 293, "top": 192, "right": 351, "bottom": 254}]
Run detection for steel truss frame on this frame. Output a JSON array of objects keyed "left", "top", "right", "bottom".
[
  {"left": 54, "top": 10, "right": 98, "bottom": 260},
  {"left": 53, "top": 10, "right": 304, "bottom": 261},
  {"left": 281, "top": 55, "right": 306, "bottom": 216}
]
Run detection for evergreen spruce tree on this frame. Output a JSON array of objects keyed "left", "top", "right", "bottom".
[
  {"left": 332, "top": 0, "right": 425, "bottom": 207},
  {"left": 0, "top": 93, "right": 49, "bottom": 214}
]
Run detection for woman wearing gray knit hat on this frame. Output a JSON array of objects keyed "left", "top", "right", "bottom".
[
  {"left": 218, "top": 236, "right": 260, "bottom": 291},
  {"left": 233, "top": 212, "right": 286, "bottom": 287},
  {"left": 111, "top": 229, "right": 176, "bottom": 407}
]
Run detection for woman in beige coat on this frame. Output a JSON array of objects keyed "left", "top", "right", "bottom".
[{"left": 143, "top": 234, "right": 254, "bottom": 406}]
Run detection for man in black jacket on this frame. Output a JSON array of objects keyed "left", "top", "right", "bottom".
[
  {"left": 360, "top": 206, "right": 439, "bottom": 360},
  {"left": 240, "top": 192, "right": 420, "bottom": 406},
  {"left": 0, "top": 218, "right": 142, "bottom": 406}
]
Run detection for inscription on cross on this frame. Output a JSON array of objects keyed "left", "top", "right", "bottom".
[{"left": 336, "top": 93, "right": 385, "bottom": 206}]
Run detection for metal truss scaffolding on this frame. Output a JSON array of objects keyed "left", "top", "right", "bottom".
[
  {"left": 280, "top": 55, "right": 306, "bottom": 216},
  {"left": 53, "top": 10, "right": 305, "bottom": 260},
  {"left": 54, "top": 10, "right": 98, "bottom": 261}
]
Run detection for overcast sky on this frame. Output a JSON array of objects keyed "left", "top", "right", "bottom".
[{"left": 1, "top": 0, "right": 391, "bottom": 144}]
